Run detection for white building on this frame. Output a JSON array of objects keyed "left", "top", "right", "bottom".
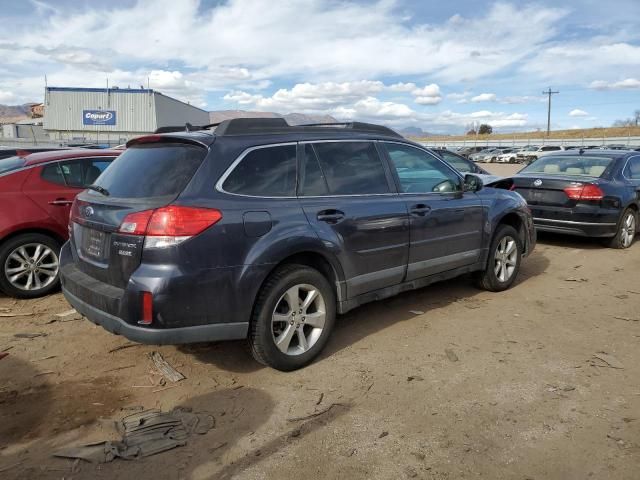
[{"left": 43, "top": 87, "right": 209, "bottom": 144}]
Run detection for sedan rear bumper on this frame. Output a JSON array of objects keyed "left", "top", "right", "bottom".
[{"left": 533, "top": 217, "right": 617, "bottom": 237}]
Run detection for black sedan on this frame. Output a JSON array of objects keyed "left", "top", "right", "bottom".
[{"left": 512, "top": 150, "right": 640, "bottom": 248}]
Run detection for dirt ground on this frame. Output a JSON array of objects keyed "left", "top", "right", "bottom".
[{"left": 1, "top": 163, "right": 639, "bottom": 479}]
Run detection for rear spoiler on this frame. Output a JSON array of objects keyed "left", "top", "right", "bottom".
[
  {"left": 126, "top": 134, "right": 211, "bottom": 149},
  {"left": 154, "top": 123, "right": 220, "bottom": 134}
]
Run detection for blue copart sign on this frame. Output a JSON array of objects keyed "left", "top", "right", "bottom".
[{"left": 83, "top": 110, "right": 116, "bottom": 125}]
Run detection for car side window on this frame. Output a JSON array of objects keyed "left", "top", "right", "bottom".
[
  {"left": 58, "top": 157, "right": 116, "bottom": 188},
  {"left": 299, "top": 144, "right": 329, "bottom": 196},
  {"left": 625, "top": 157, "right": 640, "bottom": 180},
  {"left": 384, "top": 143, "right": 462, "bottom": 194},
  {"left": 223, "top": 145, "right": 297, "bottom": 196},
  {"left": 439, "top": 151, "right": 473, "bottom": 173},
  {"left": 312, "top": 142, "right": 390, "bottom": 195},
  {"left": 41, "top": 163, "right": 66, "bottom": 185}
]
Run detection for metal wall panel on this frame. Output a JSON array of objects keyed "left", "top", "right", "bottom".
[
  {"left": 154, "top": 93, "right": 209, "bottom": 128},
  {"left": 43, "top": 88, "right": 157, "bottom": 133}
]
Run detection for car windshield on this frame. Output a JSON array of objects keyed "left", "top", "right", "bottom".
[
  {"left": 0, "top": 156, "right": 26, "bottom": 174},
  {"left": 521, "top": 155, "right": 614, "bottom": 177}
]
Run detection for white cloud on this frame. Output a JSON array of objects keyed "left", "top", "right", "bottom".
[
  {"left": 0, "top": 0, "right": 570, "bottom": 105},
  {"left": 589, "top": 78, "right": 640, "bottom": 90},
  {"left": 524, "top": 42, "right": 640, "bottom": 82},
  {"left": 0, "top": 90, "right": 16, "bottom": 103},
  {"left": 388, "top": 82, "right": 417, "bottom": 93},
  {"left": 501, "top": 95, "right": 545, "bottom": 104},
  {"left": 432, "top": 110, "right": 528, "bottom": 128},
  {"left": 334, "top": 97, "right": 414, "bottom": 120},
  {"left": 569, "top": 109, "right": 589, "bottom": 117},
  {"left": 470, "top": 93, "right": 497, "bottom": 102},
  {"left": 415, "top": 95, "right": 442, "bottom": 105},
  {"left": 446, "top": 91, "right": 470, "bottom": 101}
]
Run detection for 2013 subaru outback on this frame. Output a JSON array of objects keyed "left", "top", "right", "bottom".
[{"left": 60, "top": 119, "right": 535, "bottom": 371}]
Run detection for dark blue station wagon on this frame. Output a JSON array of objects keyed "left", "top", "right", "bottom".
[{"left": 60, "top": 119, "right": 535, "bottom": 370}]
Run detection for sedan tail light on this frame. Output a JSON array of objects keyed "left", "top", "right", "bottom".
[
  {"left": 118, "top": 205, "right": 222, "bottom": 248},
  {"left": 563, "top": 184, "right": 604, "bottom": 201}
]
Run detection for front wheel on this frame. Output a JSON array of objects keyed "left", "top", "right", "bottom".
[
  {"left": 607, "top": 208, "right": 637, "bottom": 249},
  {"left": 0, "top": 233, "right": 61, "bottom": 299},
  {"left": 248, "top": 264, "right": 336, "bottom": 371},
  {"left": 474, "top": 225, "right": 522, "bottom": 292}
]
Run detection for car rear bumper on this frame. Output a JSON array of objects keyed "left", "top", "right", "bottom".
[
  {"left": 59, "top": 241, "right": 251, "bottom": 344},
  {"left": 533, "top": 217, "right": 617, "bottom": 237},
  {"left": 63, "top": 288, "right": 248, "bottom": 344}
]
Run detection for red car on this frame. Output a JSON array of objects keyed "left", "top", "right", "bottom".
[{"left": 0, "top": 149, "right": 122, "bottom": 298}]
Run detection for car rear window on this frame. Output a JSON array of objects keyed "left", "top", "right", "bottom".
[
  {"left": 522, "top": 156, "right": 614, "bottom": 177},
  {"left": 91, "top": 144, "right": 206, "bottom": 199},
  {"left": 0, "top": 156, "right": 26, "bottom": 174}
]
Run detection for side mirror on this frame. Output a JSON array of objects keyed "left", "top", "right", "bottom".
[{"left": 464, "top": 174, "right": 483, "bottom": 192}]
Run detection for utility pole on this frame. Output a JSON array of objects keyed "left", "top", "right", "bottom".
[{"left": 542, "top": 87, "right": 559, "bottom": 136}]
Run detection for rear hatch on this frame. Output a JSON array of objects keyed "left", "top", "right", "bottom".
[{"left": 70, "top": 139, "right": 209, "bottom": 288}]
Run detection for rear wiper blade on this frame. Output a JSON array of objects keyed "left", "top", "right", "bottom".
[{"left": 87, "top": 184, "right": 110, "bottom": 196}]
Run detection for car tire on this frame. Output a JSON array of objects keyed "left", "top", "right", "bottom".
[
  {"left": 0, "top": 233, "right": 61, "bottom": 299},
  {"left": 248, "top": 264, "right": 336, "bottom": 371},
  {"left": 474, "top": 225, "right": 522, "bottom": 292},
  {"left": 606, "top": 208, "right": 637, "bottom": 249}
]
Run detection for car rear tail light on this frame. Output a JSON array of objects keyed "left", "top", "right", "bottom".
[
  {"left": 118, "top": 205, "right": 222, "bottom": 248},
  {"left": 69, "top": 198, "right": 91, "bottom": 234},
  {"left": 564, "top": 184, "right": 604, "bottom": 201},
  {"left": 139, "top": 291, "right": 153, "bottom": 325},
  {"left": 119, "top": 210, "right": 154, "bottom": 235}
]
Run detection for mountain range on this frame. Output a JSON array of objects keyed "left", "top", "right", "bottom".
[{"left": 0, "top": 104, "right": 32, "bottom": 123}]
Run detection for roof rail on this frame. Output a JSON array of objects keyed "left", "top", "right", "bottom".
[
  {"left": 153, "top": 118, "right": 404, "bottom": 138},
  {"left": 213, "top": 118, "right": 403, "bottom": 138},
  {"left": 295, "top": 121, "right": 402, "bottom": 138}
]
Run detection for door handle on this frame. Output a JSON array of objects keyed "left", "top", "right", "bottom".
[
  {"left": 48, "top": 198, "right": 73, "bottom": 206},
  {"left": 409, "top": 204, "right": 431, "bottom": 216},
  {"left": 317, "top": 209, "right": 345, "bottom": 224}
]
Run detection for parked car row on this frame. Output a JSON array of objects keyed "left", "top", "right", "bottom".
[
  {"left": 1, "top": 121, "right": 637, "bottom": 372},
  {"left": 448, "top": 144, "right": 640, "bottom": 163}
]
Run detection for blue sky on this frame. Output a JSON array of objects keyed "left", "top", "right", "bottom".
[{"left": 0, "top": 0, "right": 639, "bottom": 133}]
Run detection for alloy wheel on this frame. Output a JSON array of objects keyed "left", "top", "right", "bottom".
[
  {"left": 494, "top": 236, "right": 517, "bottom": 282},
  {"left": 620, "top": 212, "right": 636, "bottom": 248},
  {"left": 271, "top": 284, "right": 326, "bottom": 356},
  {"left": 4, "top": 243, "right": 59, "bottom": 291}
]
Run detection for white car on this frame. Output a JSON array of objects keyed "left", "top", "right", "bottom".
[
  {"left": 517, "top": 145, "right": 564, "bottom": 164},
  {"left": 495, "top": 148, "right": 524, "bottom": 163},
  {"left": 470, "top": 148, "right": 501, "bottom": 163}
]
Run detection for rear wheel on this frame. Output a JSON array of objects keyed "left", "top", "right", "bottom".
[
  {"left": 607, "top": 208, "right": 637, "bottom": 249},
  {"left": 0, "top": 233, "right": 61, "bottom": 299},
  {"left": 474, "top": 225, "right": 522, "bottom": 292},
  {"left": 248, "top": 264, "right": 336, "bottom": 371}
]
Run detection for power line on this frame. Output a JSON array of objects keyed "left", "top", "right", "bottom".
[{"left": 543, "top": 87, "right": 559, "bottom": 136}]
